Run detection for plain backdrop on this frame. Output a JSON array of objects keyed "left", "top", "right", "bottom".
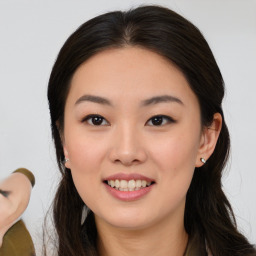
[{"left": 0, "top": 0, "right": 255, "bottom": 254}]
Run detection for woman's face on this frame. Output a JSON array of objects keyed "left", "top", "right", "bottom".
[{"left": 63, "top": 47, "right": 205, "bottom": 230}]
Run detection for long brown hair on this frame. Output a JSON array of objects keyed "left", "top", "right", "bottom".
[{"left": 47, "top": 5, "right": 256, "bottom": 256}]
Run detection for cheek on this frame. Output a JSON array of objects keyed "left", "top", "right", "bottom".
[
  {"left": 64, "top": 134, "right": 108, "bottom": 196},
  {"left": 66, "top": 139, "right": 107, "bottom": 209},
  {"left": 150, "top": 132, "right": 199, "bottom": 173},
  {"left": 147, "top": 134, "right": 198, "bottom": 216},
  {"left": 149, "top": 131, "right": 200, "bottom": 196},
  {"left": 66, "top": 131, "right": 108, "bottom": 172}
]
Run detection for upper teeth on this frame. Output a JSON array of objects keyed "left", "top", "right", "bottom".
[{"left": 107, "top": 179, "right": 152, "bottom": 191}]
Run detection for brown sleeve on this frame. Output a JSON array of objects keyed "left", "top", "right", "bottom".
[
  {"left": 12, "top": 168, "right": 35, "bottom": 188},
  {"left": 0, "top": 220, "right": 36, "bottom": 256}
]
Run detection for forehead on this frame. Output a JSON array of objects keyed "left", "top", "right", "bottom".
[{"left": 68, "top": 46, "right": 198, "bottom": 106}]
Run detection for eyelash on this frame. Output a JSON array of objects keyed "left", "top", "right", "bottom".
[
  {"left": 147, "top": 115, "right": 176, "bottom": 126},
  {"left": 81, "top": 114, "right": 176, "bottom": 126},
  {"left": 82, "top": 114, "right": 109, "bottom": 126}
]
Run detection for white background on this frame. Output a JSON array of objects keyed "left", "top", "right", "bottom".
[{"left": 0, "top": 0, "right": 255, "bottom": 254}]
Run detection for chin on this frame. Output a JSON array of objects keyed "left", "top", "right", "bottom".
[
  {"left": 108, "top": 218, "right": 153, "bottom": 230},
  {"left": 94, "top": 207, "right": 158, "bottom": 231}
]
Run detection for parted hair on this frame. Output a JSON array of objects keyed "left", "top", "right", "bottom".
[{"left": 47, "top": 5, "right": 256, "bottom": 256}]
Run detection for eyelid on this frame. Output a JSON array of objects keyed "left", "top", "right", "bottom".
[
  {"left": 81, "top": 114, "right": 110, "bottom": 126},
  {"left": 81, "top": 114, "right": 176, "bottom": 127},
  {"left": 146, "top": 115, "right": 176, "bottom": 126}
]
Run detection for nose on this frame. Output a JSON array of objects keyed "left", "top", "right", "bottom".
[{"left": 108, "top": 123, "right": 147, "bottom": 166}]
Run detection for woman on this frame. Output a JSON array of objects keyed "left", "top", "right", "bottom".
[{"left": 47, "top": 5, "right": 256, "bottom": 256}]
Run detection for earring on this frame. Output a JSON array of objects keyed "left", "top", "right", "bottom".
[
  {"left": 200, "top": 158, "right": 206, "bottom": 164},
  {"left": 65, "top": 158, "right": 69, "bottom": 163}
]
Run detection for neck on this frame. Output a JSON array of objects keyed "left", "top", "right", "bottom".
[{"left": 95, "top": 214, "right": 188, "bottom": 256}]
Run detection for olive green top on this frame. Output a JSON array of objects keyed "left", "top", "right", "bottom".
[
  {"left": 0, "top": 220, "right": 36, "bottom": 256},
  {"left": 0, "top": 168, "right": 36, "bottom": 256}
]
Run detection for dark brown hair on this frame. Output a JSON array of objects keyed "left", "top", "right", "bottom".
[{"left": 47, "top": 5, "right": 256, "bottom": 256}]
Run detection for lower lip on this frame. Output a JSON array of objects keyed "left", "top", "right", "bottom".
[{"left": 104, "top": 183, "right": 154, "bottom": 201}]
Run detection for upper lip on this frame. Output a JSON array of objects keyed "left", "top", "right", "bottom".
[{"left": 103, "top": 173, "right": 155, "bottom": 183}]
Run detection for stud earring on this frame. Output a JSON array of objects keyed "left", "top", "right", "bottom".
[
  {"left": 64, "top": 158, "right": 69, "bottom": 163},
  {"left": 200, "top": 158, "right": 206, "bottom": 164}
]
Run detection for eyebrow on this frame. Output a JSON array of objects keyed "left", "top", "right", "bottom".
[
  {"left": 75, "top": 94, "right": 183, "bottom": 107},
  {"left": 75, "top": 95, "right": 112, "bottom": 106},
  {"left": 141, "top": 95, "right": 183, "bottom": 106}
]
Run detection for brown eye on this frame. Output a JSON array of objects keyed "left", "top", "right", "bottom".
[
  {"left": 83, "top": 115, "right": 109, "bottom": 126},
  {"left": 151, "top": 116, "right": 164, "bottom": 126},
  {"left": 146, "top": 115, "right": 175, "bottom": 126}
]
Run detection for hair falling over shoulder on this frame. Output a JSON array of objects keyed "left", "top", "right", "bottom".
[{"left": 46, "top": 5, "right": 256, "bottom": 256}]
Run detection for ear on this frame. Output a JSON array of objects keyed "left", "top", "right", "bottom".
[
  {"left": 195, "top": 113, "right": 222, "bottom": 167},
  {"left": 56, "top": 120, "right": 71, "bottom": 169},
  {"left": 63, "top": 145, "right": 71, "bottom": 169}
]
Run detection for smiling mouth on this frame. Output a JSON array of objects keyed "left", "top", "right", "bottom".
[{"left": 104, "top": 179, "right": 155, "bottom": 191}]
